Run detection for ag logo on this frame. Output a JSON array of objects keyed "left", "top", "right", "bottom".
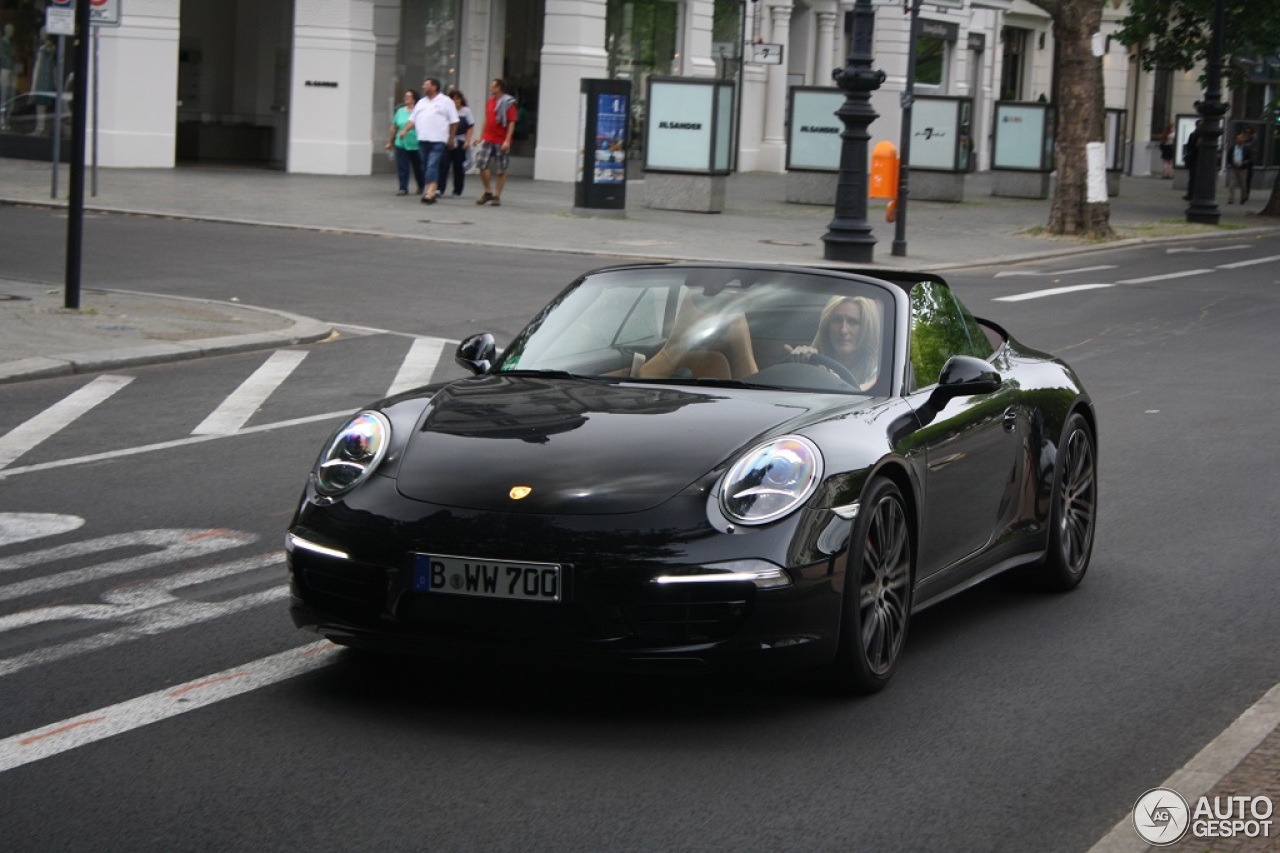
[{"left": 1133, "top": 787, "right": 1190, "bottom": 846}]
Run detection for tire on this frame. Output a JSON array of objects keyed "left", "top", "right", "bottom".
[
  {"left": 826, "top": 478, "right": 913, "bottom": 695},
  {"left": 1039, "top": 413, "right": 1096, "bottom": 591}
]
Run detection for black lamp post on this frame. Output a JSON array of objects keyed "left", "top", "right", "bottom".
[
  {"left": 822, "top": 0, "right": 885, "bottom": 263},
  {"left": 1187, "top": 0, "right": 1226, "bottom": 224}
]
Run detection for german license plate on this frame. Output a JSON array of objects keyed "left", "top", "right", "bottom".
[{"left": 412, "top": 554, "right": 561, "bottom": 603}]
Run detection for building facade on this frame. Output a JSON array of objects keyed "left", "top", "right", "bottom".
[{"left": 0, "top": 0, "right": 1274, "bottom": 182}]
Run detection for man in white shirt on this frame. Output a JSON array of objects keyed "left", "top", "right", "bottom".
[{"left": 401, "top": 78, "right": 458, "bottom": 204}]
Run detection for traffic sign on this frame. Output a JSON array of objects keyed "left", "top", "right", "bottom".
[{"left": 46, "top": 0, "right": 121, "bottom": 27}]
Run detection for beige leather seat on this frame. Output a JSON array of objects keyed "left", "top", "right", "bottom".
[{"left": 637, "top": 293, "right": 759, "bottom": 380}]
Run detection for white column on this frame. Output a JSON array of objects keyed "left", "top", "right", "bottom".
[
  {"left": 533, "top": 0, "right": 608, "bottom": 182},
  {"left": 92, "top": 1, "right": 181, "bottom": 168},
  {"left": 757, "top": 0, "right": 793, "bottom": 173},
  {"left": 814, "top": 10, "right": 837, "bottom": 85},
  {"left": 289, "top": 0, "right": 378, "bottom": 175},
  {"left": 685, "top": 0, "right": 717, "bottom": 78}
]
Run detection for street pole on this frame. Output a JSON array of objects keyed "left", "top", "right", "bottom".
[
  {"left": 822, "top": 0, "right": 885, "bottom": 263},
  {"left": 1186, "top": 0, "right": 1225, "bottom": 224},
  {"left": 64, "top": 0, "right": 91, "bottom": 310},
  {"left": 892, "top": 0, "right": 923, "bottom": 257}
]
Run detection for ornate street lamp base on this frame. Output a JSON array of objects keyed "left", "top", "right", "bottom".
[{"left": 822, "top": 229, "right": 877, "bottom": 263}]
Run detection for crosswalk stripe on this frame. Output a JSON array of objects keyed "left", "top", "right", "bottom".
[
  {"left": 387, "top": 337, "right": 447, "bottom": 397},
  {"left": 191, "top": 350, "right": 308, "bottom": 435},
  {"left": 0, "top": 375, "right": 134, "bottom": 469}
]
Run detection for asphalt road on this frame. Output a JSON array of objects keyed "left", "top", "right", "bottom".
[{"left": 1, "top": 207, "right": 1277, "bottom": 851}]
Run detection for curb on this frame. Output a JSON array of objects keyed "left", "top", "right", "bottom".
[
  {"left": 0, "top": 288, "right": 333, "bottom": 385},
  {"left": 6, "top": 196, "right": 1278, "bottom": 270}
]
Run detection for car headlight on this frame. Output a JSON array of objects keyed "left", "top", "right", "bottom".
[
  {"left": 719, "top": 436, "right": 823, "bottom": 525},
  {"left": 312, "top": 411, "right": 391, "bottom": 496}
]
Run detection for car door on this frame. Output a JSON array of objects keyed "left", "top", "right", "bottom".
[{"left": 903, "top": 281, "right": 1022, "bottom": 579}]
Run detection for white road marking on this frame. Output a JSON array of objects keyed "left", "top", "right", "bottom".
[
  {"left": 0, "top": 513, "right": 85, "bottom": 548},
  {"left": 1166, "top": 244, "right": 1250, "bottom": 254},
  {"left": 993, "top": 265, "right": 1117, "bottom": 278},
  {"left": 1088, "top": 681, "right": 1280, "bottom": 853},
  {"left": 387, "top": 337, "right": 446, "bottom": 397},
  {"left": 993, "top": 284, "right": 1115, "bottom": 302},
  {"left": 0, "top": 640, "right": 337, "bottom": 774},
  {"left": 0, "top": 527, "right": 257, "bottom": 602},
  {"left": 0, "top": 552, "right": 286, "bottom": 678},
  {"left": 0, "top": 375, "right": 134, "bottom": 469},
  {"left": 192, "top": 350, "right": 309, "bottom": 435},
  {"left": 0, "top": 409, "right": 352, "bottom": 480},
  {"left": 1116, "top": 269, "right": 1212, "bottom": 284},
  {"left": 1217, "top": 254, "right": 1280, "bottom": 269}
]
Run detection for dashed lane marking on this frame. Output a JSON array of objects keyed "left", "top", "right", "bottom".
[
  {"left": 1166, "top": 244, "right": 1250, "bottom": 254},
  {"left": 993, "top": 265, "right": 1118, "bottom": 278},
  {"left": 1217, "top": 254, "right": 1280, "bottom": 269},
  {"left": 1116, "top": 269, "right": 1213, "bottom": 284},
  {"left": 993, "top": 284, "right": 1115, "bottom": 302}
]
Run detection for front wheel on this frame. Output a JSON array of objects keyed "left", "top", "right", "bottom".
[
  {"left": 1038, "top": 413, "right": 1096, "bottom": 591},
  {"left": 826, "top": 478, "right": 913, "bottom": 695}
]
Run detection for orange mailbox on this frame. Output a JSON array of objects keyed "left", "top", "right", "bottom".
[{"left": 870, "top": 140, "right": 899, "bottom": 200}]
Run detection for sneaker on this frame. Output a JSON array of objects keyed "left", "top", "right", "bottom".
[{"left": 476, "top": 192, "right": 493, "bottom": 205}]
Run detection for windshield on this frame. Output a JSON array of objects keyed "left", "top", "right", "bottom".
[{"left": 496, "top": 266, "right": 895, "bottom": 396}]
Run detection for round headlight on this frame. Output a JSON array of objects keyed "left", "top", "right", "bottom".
[
  {"left": 719, "top": 436, "right": 823, "bottom": 525},
  {"left": 313, "top": 411, "right": 391, "bottom": 496}
]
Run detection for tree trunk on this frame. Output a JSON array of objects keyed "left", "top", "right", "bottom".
[
  {"left": 1037, "top": 1, "right": 1116, "bottom": 239},
  {"left": 1261, "top": 175, "right": 1280, "bottom": 217}
]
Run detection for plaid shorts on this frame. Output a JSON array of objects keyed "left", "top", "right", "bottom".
[{"left": 474, "top": 141, "right": 510, "bottom": 175}]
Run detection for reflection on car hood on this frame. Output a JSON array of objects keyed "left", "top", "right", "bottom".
[{"left": 394, "top": 375, "right": 847, "bottom": 514}]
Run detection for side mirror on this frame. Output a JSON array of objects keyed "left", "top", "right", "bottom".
[
  {"left": 927, "top": 354, "right": 1001, "bottom": 408},
  {"left": 455, "top": 333, "right": 497, "bottom": 375}
]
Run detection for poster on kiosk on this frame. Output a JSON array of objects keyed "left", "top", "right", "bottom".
[{"left": 575, "top": 79, "right": 632, "bottom": 212}]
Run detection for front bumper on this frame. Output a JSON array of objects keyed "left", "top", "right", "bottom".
[{"left": 286, "top": 474, "right": 850, "bottom": 674}]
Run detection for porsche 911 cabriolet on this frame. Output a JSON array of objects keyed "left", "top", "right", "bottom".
[{"left": 286, "top": 263, "right": 1096, "bottom": 693}]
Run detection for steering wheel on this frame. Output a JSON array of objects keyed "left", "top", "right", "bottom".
[{"left": 808, "top": 354, "right": 859, "bottom": 387}]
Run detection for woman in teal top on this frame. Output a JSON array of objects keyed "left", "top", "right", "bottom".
[{"left": 386, "top": 90, "right": 425, "bottom": 196}]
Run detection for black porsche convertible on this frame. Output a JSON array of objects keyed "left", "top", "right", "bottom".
[{"left": 286, "top": 263, "right": 1096, "bottom": 693}]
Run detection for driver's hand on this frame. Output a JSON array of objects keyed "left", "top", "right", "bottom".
[{"left": 785, "top": 344, "right": 817, "bottom": 362}]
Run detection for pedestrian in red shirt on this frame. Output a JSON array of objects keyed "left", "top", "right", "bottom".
[{"left": 475, "top": 79, "right": 518, "bottom": 206}]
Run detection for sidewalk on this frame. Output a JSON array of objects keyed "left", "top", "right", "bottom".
[{"left": 1, "top": 155, "right": 1277, "bottom": 384}]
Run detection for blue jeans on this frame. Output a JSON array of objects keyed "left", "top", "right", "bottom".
[
  {"left": 419, "top": 141, "right": 446, "bottom": 191},
  {"left": 395, "top": 146, "right": 425, "bottom": 193}
]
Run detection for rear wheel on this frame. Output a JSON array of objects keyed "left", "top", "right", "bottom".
[
  {"left": 827, "top": 478, "right": 913, "bottom": 695},
  {"left": 1039, "top": 413, "right": 1096, "bottom": 591}
]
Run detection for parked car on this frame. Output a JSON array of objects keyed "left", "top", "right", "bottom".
[{"left": 287, "top": 263, "right": 1097, "bottom": 693}]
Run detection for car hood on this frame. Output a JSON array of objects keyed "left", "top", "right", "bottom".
[{"left": 393, "top": 375, "right": 858, "bottom": 514}]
